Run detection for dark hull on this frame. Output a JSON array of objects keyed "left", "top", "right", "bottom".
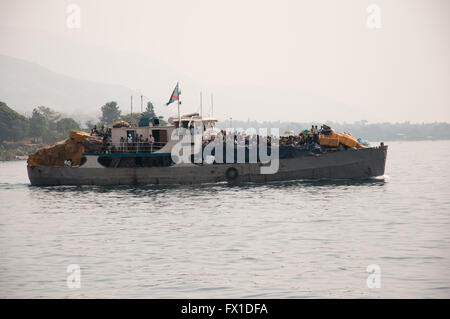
[{"left": 27, "top": 145, "right": 388, "bottom": 186}]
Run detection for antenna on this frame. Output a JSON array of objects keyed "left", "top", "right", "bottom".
[
  {"left": 177, "top": 82, "right": 181, "bottom": 129},
  {"left": 200, "top": 92, "right": 203, "bottom": 117},
  {"left": 130, "top": 96, "right": 133, "bottom": 124},
  {"left": 211, "top": 93, "right": 214, "bottom": 117},
  {"left": 140, "top": 94, "right": 143, "bottom": 113}
]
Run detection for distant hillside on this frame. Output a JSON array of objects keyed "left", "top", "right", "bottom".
[{"left": 0, "top": 54, "right": 138, "bottom": 117}]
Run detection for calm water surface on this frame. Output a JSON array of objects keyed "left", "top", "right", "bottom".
[{"left": 0, "top": 140, "right": 449, "bottom": 298}]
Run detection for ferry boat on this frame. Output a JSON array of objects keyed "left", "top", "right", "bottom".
[{"left": 27, "top": 113, "right": 388, "bottom": 186}]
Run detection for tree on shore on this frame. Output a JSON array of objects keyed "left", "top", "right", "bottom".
[
  {"left": 27, "top": 106, "right": 82, "bottom": 143},
  {"left": 120, "top": 113, "right": 141, "bottom": 125},
  {"left": 100, "top": 101, "right": 121, "bottom": 125},
  {"left": 29, "top": 108, "right": 47, "bottom": 141},
  {"left": 144, "top": 101, "right": 156, "bottom": 117},
  {"left": 0, "top": 101, "right": 29, "bottom": 143},
  {"left": 55, "top": 118, "right": 81, "bottom": 140}
]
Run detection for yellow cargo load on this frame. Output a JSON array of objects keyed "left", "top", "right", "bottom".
[
  {"left": 27, "top": 139, "right": 83, "bottom": 167},
  {"left": 337, "top": 132, "right": 358, "bottom": 148},
  {"left": 339, "top": 132, "right": 367, "bottom": 149},
  {"left": 318, "top": 134, "right": 339, "bottom": 147},
  {"left": 319, "top": 131, "right": 367, "bottom": 149},
  {"left": 27, "top": 130, "right": 93, "bottom": 167},
  {"left": 69, "top": 130, "right": 91, "bottom": 143}
]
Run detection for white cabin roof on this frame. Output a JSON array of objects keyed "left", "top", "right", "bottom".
[{"left": 168, "top": 113, "right": 218, "bottom": 124}]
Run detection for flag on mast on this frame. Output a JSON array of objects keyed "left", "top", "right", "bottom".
[{"left": 166, "top": 82, "right": 180, "bottom": 106}]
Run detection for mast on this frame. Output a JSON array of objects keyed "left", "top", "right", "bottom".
[
  {"left": 200, "top": 91, "right": 203, "bottom": 117},
  {"left": 178, "top": 82, "right": 181, "bottom": 128},
  {"left": 211, "top": 93, "right": 214, "bottom": 117},
  {"left": 140, "top": 94, "right": 143, "bottom": 113},
  {"left": 130, "top": 96, "right": 133, "bottom": 124}
]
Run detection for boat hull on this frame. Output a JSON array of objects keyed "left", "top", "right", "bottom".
[{"left": 27, "top": 145, "right": 388, "bottom": 186}]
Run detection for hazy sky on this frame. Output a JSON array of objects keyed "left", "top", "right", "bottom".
[{"left": 0, "top": 0, "right": 449, "bottom": 122}]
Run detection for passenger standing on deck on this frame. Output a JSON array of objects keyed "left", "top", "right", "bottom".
[
  {"left": 127, "top": 134, "right": 132, "bottom": 152},
  {"left": 91, "top": 125, "right": 98, "bottom": 136},
  {"left": 149, "top": 134, "right": 155, "bottom": 152},
  {"left": 313, "top": 126, "right": 319, "bottom": 143},
  {"left": 120, "top": 136, "right": 125, "bottom": 152}
]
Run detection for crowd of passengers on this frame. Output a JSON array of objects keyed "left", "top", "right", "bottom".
[
  {"left": 90, "top": 125, "right": 158, "bottom": 153},
  {"left": 205, "top": 125, "right": 331, "bottom": 148},
  {"left": 117, "top": 134, "right": 158, "bottom": 152},
  {"left": 90, "top": 125, "right": 112, "bottom": 141},
  {"left": 90, "top": 124, "right": 332, "bottom": 153}
]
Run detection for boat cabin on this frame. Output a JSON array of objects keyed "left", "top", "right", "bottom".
[
  {"left": 109, "top": 113, "right": 217, "bottom": 154},
  {"left": 168, "top": 112, "right": 217, "bottom": 132}
]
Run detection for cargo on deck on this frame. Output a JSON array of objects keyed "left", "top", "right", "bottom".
[
  {"left": 318, "top": 135, "right": 339, "bottom": 147},
  {"left": 318, "top": 131, "right": 367, "bottom": 149},
  {"left": 27, "top": 130, "right": 97, "bottom": 168}
]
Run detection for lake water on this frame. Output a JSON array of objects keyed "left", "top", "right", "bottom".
[{"left": 0, "top": 140, "right": 449, "bottom": 298}]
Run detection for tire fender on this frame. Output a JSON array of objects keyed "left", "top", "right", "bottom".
[{"left": 225, "top": 167, "right": 239, "bottom": 181}]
